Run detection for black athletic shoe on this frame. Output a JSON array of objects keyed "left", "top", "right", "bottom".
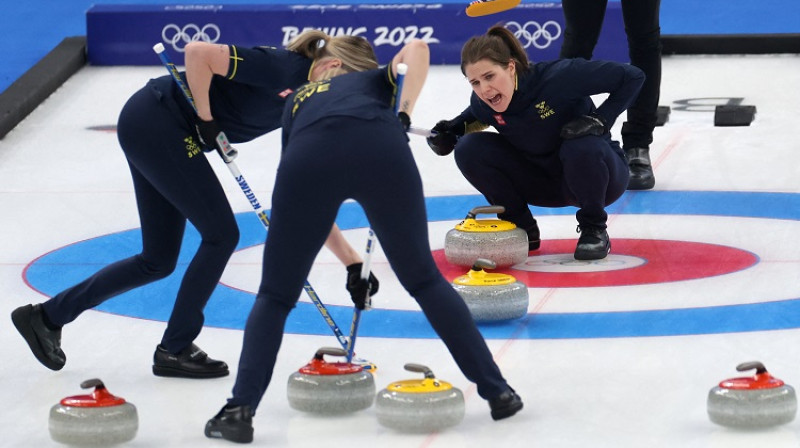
[
  {"left": 152, "top": 343, "right": 228, "bottom": 379},
  {"left": 11, "top": 304, "right": 66, "bottom": 370},
  {"left": 574, "top": 226, "right": 611, "bottom": 260},
  {"left": 625, "top": 147, "right": 655, "bottom": 190},
  {"left": 489, "top": 388, "right": 523, "bottom": 421},
  {"left": 526, "top": 221, "right": 541, "bottom": 251},
  {"left": 205, "top": 404, "right": 254, "bottom": 444}
]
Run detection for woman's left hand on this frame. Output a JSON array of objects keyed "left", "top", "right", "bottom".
[{"left": 560, "top": 113, "right": 607, "bottom": 139}]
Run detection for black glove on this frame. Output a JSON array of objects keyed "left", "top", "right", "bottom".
[
  {"left": 560, "top": 113, "right": 607, "bottom": 139},
  {"left": 195, "top": 118, "right": 223, "bottom": 153},
  {"left": 398, "top": 111, "right": 411, "bottom": 131},
  {"left": 346, "top": 263, "right": 380, "bottom": 310},
  {"left": 426, "top": 119, "right": 464, "bottom": 156}
]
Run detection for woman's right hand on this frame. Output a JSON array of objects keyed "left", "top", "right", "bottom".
[{"left": 426, "top": 119, "right": 463, "bottom": 156}]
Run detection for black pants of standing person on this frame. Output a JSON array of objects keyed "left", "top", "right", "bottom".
[
  {"left": 42, "top": 84, "right": 239, "bottom": 354},
  {"left": 560, "top": 0, "right": 661, "bottom": 189},
  {"left": 229, "top": 116, "right": 511, "bottom": 412}
]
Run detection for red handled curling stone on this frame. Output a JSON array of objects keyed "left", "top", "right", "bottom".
[
  {"left": 375, "top": 363, "right": 465, "bottom": 433},
  {"left": 287, "top": 347, "right": 375, "bottom": 414},
  {"left": 49, "top": 379, "right": 138, "bottom": 446},
  {"left": 452, "top": 258, "right": 529, "bottom": 322},
  {"left": 708, "top": 361, "right": 797, "bottom": 428},
  {"left": 444, "top": 206, "right": 528, "bottom": 268}
]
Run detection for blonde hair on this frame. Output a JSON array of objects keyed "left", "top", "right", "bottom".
[
  {"left": 287, "top": 30, "right": 378, "bottom": 79},
  {"left": 460, "top": 25, "right": 530, "bottom": 75}
]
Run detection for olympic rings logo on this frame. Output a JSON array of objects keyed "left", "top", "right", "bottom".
[
  {"left": 505, "top": 20, "right": 562, "bottom": 50},
  {"left": 161, "top": 23, "right": 221, "bottom": 52}
]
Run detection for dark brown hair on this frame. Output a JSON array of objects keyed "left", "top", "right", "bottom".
[{"left": 460, "top": 25, "right": 529, "bottom": 75}]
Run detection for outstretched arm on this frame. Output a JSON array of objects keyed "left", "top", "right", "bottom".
[
  {"left": 324, "top": 224, "right": 362, "bottom": 266},
  {"left": 391, "top": 39, "right": 430, "bottom": 117},
  {"left": 184, "top": 42, "right": 231, "bottom": 121}
]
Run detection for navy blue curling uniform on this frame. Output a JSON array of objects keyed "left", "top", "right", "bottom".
[
  {"left": 229, "top": 66, "right": 511, "bottom": 410},
  {"left": 40, "top": 46, "right": 313, "bottom": 354},
  {"left": 453, "top": 58, "right": 644, "bottom": 232}
]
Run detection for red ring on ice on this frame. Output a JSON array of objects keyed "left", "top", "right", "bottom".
[{"left": 433, "top": 239, "right": 759, "bottom": 288}]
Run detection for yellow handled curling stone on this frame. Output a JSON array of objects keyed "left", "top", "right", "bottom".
[
  {"left": 452, "top": 258, "right": 529, "bottom": 322},
  {"left": 444, "top": 205, "right": 528, "bottom": 267},
  {"left": 375, "top": 363, "right": 465, "bottom": 433}
]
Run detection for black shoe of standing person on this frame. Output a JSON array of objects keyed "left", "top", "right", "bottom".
[
  {"left": 489, "top": 388, "right": 523, "bottom": 421},
  {"left": 526, "top": 221, "right": 541, "bottom": 251},
  {"left": 152, "top": 343, "right": 228, "bottom": 379},
  {"left": 574, "top": 226, "right": 610, "bottom": 260},
  {"left": 11, "top": 304, "right": 66, "bottom": 370},
  {"left": 625, "top": 147, "right": 655, "bottom": 190},
  {"left": 205, "top": 404, "right": 254, "bottom": 444}
]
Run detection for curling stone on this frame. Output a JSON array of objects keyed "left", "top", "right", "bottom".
[
  {"left": 452, "top": 258, "right": 529, "bottom": 322},
  {"left": 287, "top": 347, "right": 375, "bottom": 414},
  {"left": 49, "top": 379, "right": 138, "bottom": 446},
  {"left": 444, "top": 206, "right": 528, "bottom": 268},
  {"left": 375, "top": 363, "right": 465, "bottom": 433},
  {"left": 707, "top": 361, "right": 797, "bottom": 428}
]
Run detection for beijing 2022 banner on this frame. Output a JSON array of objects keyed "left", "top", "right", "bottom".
[{"left": 87, "top": 3, "right": 627, "bottom": 66}]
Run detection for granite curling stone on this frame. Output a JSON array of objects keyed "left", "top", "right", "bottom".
[
  {"left": 452, "top": 258, "right": 529, "bottom": 322},
  {"left": 287, "top": 347, "right": 375, "bottom": 414},
  {"left": 444, "top": 205, "right": 528, "bottom": 268},
  {"left": 49, "top": 378, "right": 138, "bottom": 446},
  {"left": 707, "top": 361, "right": 797, "bottom": 428},
  {"left": 375, "top": 363, "right": 465, "bottom": 433}
]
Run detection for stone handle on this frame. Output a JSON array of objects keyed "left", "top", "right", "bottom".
[
  {"left": 471, "top": 258, "right": 497, "bottom": 271},
  {"left": 314, "top": 347, "right": 347, "bottom": 360},
  {"left": 404, "top": 363, "right": 435, "bottom": 379},
  {"left": 736, "top": 361, "right": 767, "bottom": 374},
  {"left": 80, "top": 378, "right": 106, "bottom": 390},
  {"left": 466, "top": 205, "right": 505, "bottom": 219}
]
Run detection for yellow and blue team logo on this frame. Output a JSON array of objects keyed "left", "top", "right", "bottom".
[
  {"left": 184, "top": 135, "right": 202, "bottom": 158},
  {"left": 535, "top": 100, "right": 554, "bottom": 119},
  {"left": 291, "top": 80, "right": 331, "bottom": 116}
]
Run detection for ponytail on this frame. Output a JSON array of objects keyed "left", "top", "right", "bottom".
[
  {"left": 460, "top": 25, "right": 530, "bottom": 75},
  {"left": 286, "top": 30, "right": 329, "bottom": 59},
  {"left": 287, "top": 30, "right": 378, "bottom": 77}
]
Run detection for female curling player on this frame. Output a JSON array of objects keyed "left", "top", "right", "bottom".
[
  {"left": 204, "top": 36, "right": 523, "bottom": 444},
  {"left": 427, "top": 25, "right": 644, "bottom": 260},
  {"left": 11, "top": 31, "right": 377, "bottom": 378}
]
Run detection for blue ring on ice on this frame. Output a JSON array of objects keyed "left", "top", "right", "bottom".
[{"left": 24, "top": 191, "right": 800, "bottom": 339}]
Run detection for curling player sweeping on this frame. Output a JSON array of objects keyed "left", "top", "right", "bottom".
[
  {"left": 204, "top": 34, "right": 523, "bottom": 444},
  {"left": 11, "top": 30, "right": 376, "bottom": 379}
]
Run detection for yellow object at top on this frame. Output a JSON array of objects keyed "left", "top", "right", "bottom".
[
  {"left": 454, "top": 218, "right": 517, "bottom": 232},
  {"left": 385, "top": 378, "right": 454, "bottom": 394},
  {"left": 453, "top": 267, "right": 517, "bottom": 286}
]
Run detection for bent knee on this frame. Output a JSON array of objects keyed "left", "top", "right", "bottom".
[
  {"left": 454, "top": 133, "right": 497, "bottom": 169},
  {"left": 199, "top": 218, "right": 240, "bottom": 255},
  {"left": 137, "top": 254, "right": 178, "bottom": 279},
  {"left": 210, "top": 225, "right": 240, "bottom": 256}
]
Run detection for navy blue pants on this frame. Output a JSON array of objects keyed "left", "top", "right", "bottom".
[
  {"left": 230, "top": 117, "right": 510, "bottom": 411},
  {"left": 42, "top": 85, "right": 239, "bottom": 353},
  {"left": 560, "top": 0, "right": 662, "bottom": 150},
  {"left": 454, "top": 133, "right": 629, "bottom": 230}
]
